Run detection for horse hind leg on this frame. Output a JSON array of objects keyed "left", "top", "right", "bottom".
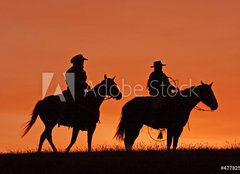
[
  {"left": 38, "top": 129, "right": 47, "bottom": 152},
  {"left": 46, "top": 125, "right": 57, "bottom": 152},
  {"left": 167, "top": 128, "right": 173, "bottom": 151},
  {"left": 38, "top": 124, "right": 57, "bottom": 152},
  {"left": 124, "top": 123, "right": 143, "bottom": 151}
]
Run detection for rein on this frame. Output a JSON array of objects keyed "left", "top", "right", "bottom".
[
  {"left": 147, "top": 77, "right": 213, "bottom": 142},
  {"left": 90, "top": 82, "right": 113, "bottom": 101},
  {"left": 169, "top": 77, "right": 212, "bottom": 112},
  {"left": 168, "top": 76, "right": 179, "bottom": 89}
]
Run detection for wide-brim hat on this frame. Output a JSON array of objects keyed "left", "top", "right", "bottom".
[
  {"left": 70, "top": 54, "right": 88, "bottom": 64},
  {"left": 150, "top": 60, "right": 166, "bottom": 68}
]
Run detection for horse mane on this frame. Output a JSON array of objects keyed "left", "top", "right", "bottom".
[
  {"left": 85, "top": 80, "right": 106, "bottom": 98},
  {"left": 85, "top": 83, "right": 101, "bottom": 97},
  {"left": 180, "top": 85, "right": 201, "bottom": 96}
]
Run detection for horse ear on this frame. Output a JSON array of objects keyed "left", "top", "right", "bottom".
[
  {"left": 209, "top": 82, "right": 213, "bottom": 87},
  {"left": 112, "top": 76, "right": 116, "bottom": 81},
  {"left": 201, "top": 81, "right": 205, "bottom": 85},
  {"left": 104, "top": 74, "right": 107, "bottom": 80}
]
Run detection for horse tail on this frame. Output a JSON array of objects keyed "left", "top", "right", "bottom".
[
  {"left": 22, "top": 100, "right": 43, "bottom": 138},
  {"left": 114, "top": 105, "right": 128, "bottom": 141}
]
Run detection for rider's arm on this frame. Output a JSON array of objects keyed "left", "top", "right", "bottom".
[
  {"left": 163, "top": 73, "right": 177, "bottom": 90},
  {"left": 82, "top": 70, "right": 90, "bottom": 89}
]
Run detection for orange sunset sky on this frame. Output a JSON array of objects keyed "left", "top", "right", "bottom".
[{"left": 0, "top": 0, "right": 239, "bottom": 152}]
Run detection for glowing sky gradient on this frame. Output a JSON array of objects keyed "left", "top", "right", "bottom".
[{"left": 0, "top": 0, "right": 239, "bottom": 152}]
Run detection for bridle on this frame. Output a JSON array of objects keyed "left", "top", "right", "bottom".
[{"left": 169, "top": 76, "right": 213, "bottom": 112}]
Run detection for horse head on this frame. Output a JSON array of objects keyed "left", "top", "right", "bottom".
[
  {"left": 197, "top": 81, "right": 218, "bottom": 111},
  {"left": 100, "top": 74, "right": 122, "bottom": 100}
]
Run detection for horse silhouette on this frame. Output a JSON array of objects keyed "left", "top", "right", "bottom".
[
  {"left": 22, "top": 74, "right": 122, "bottom": 152},
  {"left": 115, "top": 81, "right": 218, "bottom": 150}
]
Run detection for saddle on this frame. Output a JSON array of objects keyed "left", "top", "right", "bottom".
[
  {"left": 146, "top": 95, "right": 180, "bottom": 128},
  {"left": 58, "top": 90, "right": 99, "bottom": 129},
  {"left": 62, "top": 90, "right": 74, "bottom": 103}
]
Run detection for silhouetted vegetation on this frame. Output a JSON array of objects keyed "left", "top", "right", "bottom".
[{"left": 1, "top": 146, "right": 239, "bottom": 174}]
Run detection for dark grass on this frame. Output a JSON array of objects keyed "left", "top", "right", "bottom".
[{"left": 1, "top": 148, "right": 240, "bottom": 174}]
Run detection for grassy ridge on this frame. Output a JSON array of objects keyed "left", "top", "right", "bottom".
[{"left": 1, "top": 149, "right": 240, "bottom": 174}]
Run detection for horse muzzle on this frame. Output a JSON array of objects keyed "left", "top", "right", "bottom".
[
  {"left": 211, "top": 103, "right": 218, "bottom": 111},
  {"left": 116, "top": 93, "right": 122, "bottom": 100}
]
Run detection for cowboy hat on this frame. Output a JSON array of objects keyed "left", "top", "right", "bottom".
[
  {"left": 150, "top": 60, "right": 166, "bottom": 68},
  {"left": 70, "top": 54, "right": 88, "bottom": 64}
]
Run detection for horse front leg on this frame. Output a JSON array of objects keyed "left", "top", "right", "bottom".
[
  {"left": 167, "top": 128, "right": 173, "bottom": 150},
  {"left": 87, "top": 124, "right": 96, "bottom": 152},
  {"left": 173, "top": 127, "right": 183, "bottom": 150},
  {"left": 65, "top": 127, "right": 79, "bottom": 152}
]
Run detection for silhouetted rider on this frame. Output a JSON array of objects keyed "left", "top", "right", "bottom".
[
  {"left": 65, "top": 54, "right": 90, "bottom": 103},
  {"left": 147, "top": 60, "right": 176, "bottom": 97},
  {"left": 147, "top": 60, "right": 177, "bottom": 138}
]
